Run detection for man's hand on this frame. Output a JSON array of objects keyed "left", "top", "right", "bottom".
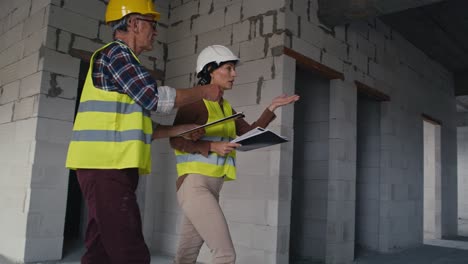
[
  {"left": 210, "top": 141, "right": 241, "bottom": 156},
  {"left": 200, "top": 84, "right": 223, "bottom": 101},
  {"left": 179, "top": 125, "right": 205, "bottom": 141}
]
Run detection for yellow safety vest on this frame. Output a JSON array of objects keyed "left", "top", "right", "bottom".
[
  {"left": 66, "top": 42, "right": 153, "bottom": 175},
  {"left": 174, "top": 99, "right": 237, "bottom": 181}
]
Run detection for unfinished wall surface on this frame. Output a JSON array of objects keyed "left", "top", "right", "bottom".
[
  {"left": 0, "top": 0, "right": 68, "bottom": 262},
  {"left": 0, "top": 0, "right": 459, "bottom": 263},
  {"left": 148, "top": 1, "right": 296, "bottom": 263},
  {"left": 457, "top": 124, "right": 468, "bottom": 235},
  {"left": 0, "top": 0, "right": 168, "bottom": 262},
  {"left": 289, "top": 0, "right": 457, "bottom": 261},
  {"left": 290, "top": 70, "right": 330, "bottom": 262},
  {"left": 423, "top": 120, "right": 442, "bottom": 240},
  {"left": 356, "top": 96, "right": 381, "bottom": 251}
]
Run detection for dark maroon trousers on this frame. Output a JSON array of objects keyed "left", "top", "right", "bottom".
[{"left": 76, "top": 168, "right": 150, "bottom": 264}]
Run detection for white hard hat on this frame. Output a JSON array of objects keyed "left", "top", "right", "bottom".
[{"left": 196, "top": 45, "right": 239, "bottom": 74}]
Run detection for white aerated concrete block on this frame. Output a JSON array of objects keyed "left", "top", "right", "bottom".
[
  {"left": 0, "top": 42, "right": 24, "bottom": 70},
  {"left": 63, "top": 0, "right": 105, "bottom": 21},
  {"left": 0, "top": 236, "right": 26, "bottom": 263},
  {"left": 9, "top": 1, "right": 29, "bottom": 29},
  {"left": 0, "top": 80, "right": 20, "bottom": 104},
  {"left": 0, "top": 188, "right": 28, "bottom": 211},
  {"left": 0, "top": 24, "right": 23, "bottom": 53},
  {"left": 18, "top": 52, "right": 40, "bottom": 80},
  {"left": 170, "top": 1, "right": 198, "bottom": 22},
  {"left": 72, "top": 36, "right": 103, "bottom": 53},
  {"left": 26, "top": 187, "right": 67, "bottom": 213},
  {"left": 24, "top": 236, "right": 63, "bottom": 262},
  {"left": 40, "top": 48, "right": 80, "bottom": 78},
  {"left": 23, "top": 7, "right": 48, "bottom": 39},
  {"left": 23, "top": 27, "right": 47, "bottom": 57},
  {"left": 242, "top": 0, "right": 283, "bottom": 19},
  {"left": 27, "top": 212, "right": 65, "bottom": 237},
  {"left": 192, "top": 9, "right": 225, "bottom": 35},
  {"left": 235, "top": 57, "right": 273, "bottom": 85},
  {"left": 48, "top": 5, "right": 98, "bottom": 39},
  {"left": 19, "top": 71, "right": 42, "bottom": 98},
  {"left": 165, "top": 54, "right": 197, "bottom": 79},
  {"left": 197, "top": 27, "right": 233, "bottom": 51},
  {"left": 37, "top": 94, "right": 75, "bottom": 121},
  {"left": 240, "top": 37, "right": 266, "bottom": 61},
  {"left": 13, "top": 96, "right": 37, "bottom": 120},
  {"left": 225, "top": 3, "right": 242, "bottom": 25},
  {"left": 168, "top": 37, "right": 196, "bottom": 60},
  {"left": 233, "top": 20, "right": 251, "bottom": 43}
]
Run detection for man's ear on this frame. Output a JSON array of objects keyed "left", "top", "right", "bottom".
[{"left": 127, "top": 16, "right": 138, "bottom": 33}]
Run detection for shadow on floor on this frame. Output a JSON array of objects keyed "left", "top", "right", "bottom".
[{"left": 354, "top": 239, "right": 468, "bottom": 264}]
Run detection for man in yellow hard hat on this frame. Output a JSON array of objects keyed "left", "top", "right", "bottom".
[{"left": 65, "top": 1, "right": 222, "bottom": 263}]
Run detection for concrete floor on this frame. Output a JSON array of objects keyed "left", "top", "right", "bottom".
[
  {"left": 14, "top": 238, "right": 467, "bottom": 264},
  {"left": 3, "top": 226, "right": 467, "bottom": 264}
]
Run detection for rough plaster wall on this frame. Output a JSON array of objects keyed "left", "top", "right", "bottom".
[
  {"left": 149, "top": 0, "right": 296, "bottom": 263},
  {"left": 288, "top": 0, "right": 457, "bottom": 257},
  {"left": 356, "top": 96, "right": 380, "bottom": 251}
]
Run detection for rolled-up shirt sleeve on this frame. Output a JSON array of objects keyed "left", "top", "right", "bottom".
[
  {"left": 156, "top": 85, "right": 176, "bottom": 113},
  {"left": 92, "top": 40, "right": 176, "bottom": 113}
]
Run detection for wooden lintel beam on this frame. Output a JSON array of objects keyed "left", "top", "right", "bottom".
[
  {"left": 422, "top": 114, "right": 442, "bottom": 125},
  {"left": 355, "top": 81, "right": 390, "bottom": 101},
  {"left": 283, "top": 47, "right": 344, "bottom": 80}
]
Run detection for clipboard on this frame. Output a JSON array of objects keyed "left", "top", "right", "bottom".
[
  {"left": 231, "top": 127, "right": 288, "bottom": 151},
  {"left": 176, "top": 112, "right": 245, "bottom": 137}
]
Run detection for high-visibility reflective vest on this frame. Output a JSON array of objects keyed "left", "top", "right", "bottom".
[
  {"left": 66, "top": 42, "right": 153, "bottom": 175},
  {"left": 174, "top": 99, "right": 237, "bottom": 181}
]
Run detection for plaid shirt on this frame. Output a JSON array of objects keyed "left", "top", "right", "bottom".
[{"left": 92, "top": 39, "right": 175, "bottom": 113}]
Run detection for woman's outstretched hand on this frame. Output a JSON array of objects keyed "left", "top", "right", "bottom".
[
  {"left": 210, "top": 142, "right": 241, "bottom": 156},
  {"left": 268, "top": 94, "right": 300, "bottom": 112}
]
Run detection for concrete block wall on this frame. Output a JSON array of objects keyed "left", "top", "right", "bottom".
[
  {"left": 290, "top": 70, "right": 330, "bottom": 262},
  {"left": 457, "top": 125, "right": 468, "bottom": 221},
  {"left": 355, "top": 96, "right": 381, "bottom": 251},
  {"left": 0, "top": 0, "right": 459, "bottom": 263},
  {"left": 0, "top": 0, "right": 62, "bottom": 262},
  {"left": 0, "top": 0, "right": 168, "bottom": 262},
  {"left": 288, "top": 0, "right": 457, "bottom": 259},
  {"left": 326, "top": 80, "right": 357, "bottom": 264},
  {"left": 148, "top": 0, "right": 296, "bottom": 263},
  {"left": 423, "top": 121, "right": 442, "bottom": 240}
]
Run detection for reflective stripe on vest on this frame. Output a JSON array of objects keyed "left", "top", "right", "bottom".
[
  {"left": 65, "top": 41, "right": 152, "bottom": 175},
  {"left": 174, "top": 99, "right": 237, "bottom": 180},
  {"left": 78, "top": 100, "right": 151, "bottom": 117}
]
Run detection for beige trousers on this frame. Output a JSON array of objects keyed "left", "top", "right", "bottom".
[{"left": 174, "top": 173, "right": 236, "bottom": 264}]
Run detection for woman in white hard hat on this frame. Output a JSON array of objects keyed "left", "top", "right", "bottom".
[{"left": 170, "top": 45, "right": 300, "bottom": 264}]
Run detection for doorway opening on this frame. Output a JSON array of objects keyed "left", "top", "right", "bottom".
[
  {"left": 290, "top": 66, "right": 330, "bottom": 263},
  {"left": 457, "top": 126, "right": 468, "bottom": 237},
  {"left": 62, "top": 60, "right": 89, "bottom": 256},
  {"left": 354, "top": 93, "right": 381, "bottom": 256},
  {"left": 423, "top": 118, "right": 442, "bottom": 241}
]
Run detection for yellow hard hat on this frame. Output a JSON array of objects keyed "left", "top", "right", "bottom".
[{"left": 105, "top": 0, "right": 161, "bottom": 23}]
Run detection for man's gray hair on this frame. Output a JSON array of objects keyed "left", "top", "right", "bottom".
[{"left": 108, "top": 15, "right": 132, "bottom": 38}]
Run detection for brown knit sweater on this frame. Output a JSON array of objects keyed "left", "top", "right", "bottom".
[{"left": 170, "top": 99, "right": 276, "bottom": 190}]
